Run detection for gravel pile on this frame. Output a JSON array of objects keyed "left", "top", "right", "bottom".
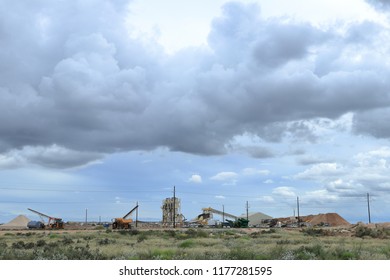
[
  {"left": 0, "top": 215, "right": 31, "bottom": 229},
  {"left": 306, "top": 213, "right": 350, "bottom": 227}
]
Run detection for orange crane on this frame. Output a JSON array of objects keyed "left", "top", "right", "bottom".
[
  {"left": 112, "top": 204, "right": 138, "bottom": 229},
  {"left": 28, "top": 208, "right": 64, "bottom": 229}
]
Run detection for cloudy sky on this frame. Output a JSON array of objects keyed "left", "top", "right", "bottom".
[{"left": 1, "top": 0, "right": 390, "bottom": 224}]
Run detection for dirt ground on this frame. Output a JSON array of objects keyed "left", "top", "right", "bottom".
[
  {"left": 1, "top": 222, "right": 389, "bottom": 237},
  {"left": 1, "top": 212, "right": 388, "bottom": 237}
]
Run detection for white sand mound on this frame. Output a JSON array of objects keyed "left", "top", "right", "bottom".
[{"left": 0, "top": 215, "right": 31, "bottom": 229}]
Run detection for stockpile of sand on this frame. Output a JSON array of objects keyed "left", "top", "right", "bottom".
[
  {"left": 0, "top": 215, "right": 31, "bottom": 229},
  {"left": 307, "top": 213, "right": 350, "bottom": 227},
  {"left": 276, "top": 212, "right": 351, "bottom": 227}
]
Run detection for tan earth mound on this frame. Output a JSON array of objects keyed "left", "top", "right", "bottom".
[
  {"left": 276, "top": 212, "right": 351, "bottom": 227},
  {"left": 306, "top": 213, "right": 350, "bottom": 227},
  {"left": 0, "top": 215, "right": 31, "bottom": 229}
]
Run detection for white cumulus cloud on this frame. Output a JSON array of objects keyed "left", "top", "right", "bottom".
[
  {"left": 242, "top": 168, "right": 270, "bottom": 176},
  {"left": 188, "top": 174, "right": 202, "bottom": 184},
  {"left": 210, "top": 171, "right": 238, "bottom": 185},
  {"left": 272, "top": 186, "right": 296, "bottom": 198}
]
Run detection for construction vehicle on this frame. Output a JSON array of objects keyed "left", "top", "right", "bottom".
[
  {"left": 27, "top": 208, "right": 64, "bottom": 229},
  {"left": 112, "top": 204, "right": 138, "bottom": 229}
]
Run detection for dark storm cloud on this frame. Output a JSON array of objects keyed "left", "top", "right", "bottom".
[
  {"left": 246, "top": 146, "right": 275, "bottom": 159},
  {"left": 297, "top": 156, "right": 330, "bottom": 166},
  {"left": 1, "top": 0, "right": 390, "bottom": 168},
  {"left": 353, "top": 108, "right": 390, "bottom": 138}
]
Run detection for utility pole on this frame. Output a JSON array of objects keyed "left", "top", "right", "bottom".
[
  {"left": 85, "top": 208, "right": 88, "bottom": 224},
  {"left": 136, "top": 201, "right": 139, "bottom": 228},
  {"left": 367, "top": 193, "right": 371, "bottom": 224},
  {"left": 246, "top": 201, "right": 249, "bottom": 221},
  {"left": 297, "top": 197, "right": 300, "bottom": 227},
  {"left": 222, "top": 205, "right": 225, "bottom": 222},
  {"left": 173, "top": 186, "right": 176, "bottom": 228}
]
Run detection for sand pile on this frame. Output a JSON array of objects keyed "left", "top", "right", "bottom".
[
  {"left": 0, "top": 215, "right": 31, "bottom": 229},
  {"left": 276, "top": 212, "right": 350, "bottom": 227},
  {"left": 306, "top": 213, "right": 350, "bottom": 227}
]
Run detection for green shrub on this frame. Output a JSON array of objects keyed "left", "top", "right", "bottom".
[
  {"left": 174, "top": 232, "right": 188, "bottom": 240},
  {"left": 98, "top": 238, "right": 116, "bottom": 245},
  {"left": 36, "top": 244, "right": 105, "bottom": 260},
  {"left": 186, "top": 229, "right": 208, "bottom": 238},
  {"left": 276, "top": 239, "right": 291, "bottom": 245},
  {"left": 62, "top": 236, "right": 74, "bottom": 245},
  {"left": 164, "top": 230, "right": 175, "bottom": 236},
  {"left": 380, "top": 246, "right": 390, "bottom": 258},
  {"left": 263, "top": 229, "right": 277, "bottom": 234},
  {"left": 334, "top": 249, "right": 356, "bottom": 260},
  {"left": 353, "top": 225, "right": 390, "bottom": 239},
  {"left": 333, "top": 246, "right": 361, "bottom": 260},
  {"left": 302, "top": 228, "right": 332, "bottom": 236},
  {"left": 149, "top": 249, "right": 176, "bottom": 260},
  {"left": 226, "top": 248, "right": 256, "bottom": 260},
  {"left": 293, "top": 244, "right": 326, "bottom": 260},
  {"left": 249, "top": 232, "right": 262, "bottom": 238},
  {"left": 48, "top": 233, "right": 59, "bottom": 239},
  {"left": 270, "top": 235, "right": 282, "bottom": 239},
  {"left": 25, "top": 242, "right": 35, "bottom": 249},
  {"left": 117, "top": 229, "right": 139, "bottom": 236},
  {"left": 36, "top": 240, "right": 46, "bottom": 247},
  {"left": 12, "top": 241, "right": 26, "bottom": 249},
  {"left": 179, "top": 239, "right": 195, "bottom": 249},
  {"left": 354, "top": 226, "right": 390, "bottom": 239},
  {"left": 355, "top": 226, "right": 376, "bottom": 238},
  {"left": 137, "top": 234, "right": 148, "bottom": 243}
]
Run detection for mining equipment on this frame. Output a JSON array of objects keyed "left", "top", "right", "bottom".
[
  {"left": 161, "top": 197, "right": 183, "bottom": 227},
  {"left": 197, "top": 207, "right": 238, "bottom": 226},
  {"left": 112, "top": 204, "right": 138, "bottom": 229},
  {"left": 27, "top": 221, "right": 45, "bottom": 229},
  {"left": 225, "top": 218, "right": 249, "bottom": 228},
  {"left": 27, "top": 208, "right": 64, "bottom": 229},
  {"left": 196, "top": 212, "right": 212, "bottom": 226},
  {"left": 262, "top": 218, "right": 279, "bottom": 228}
]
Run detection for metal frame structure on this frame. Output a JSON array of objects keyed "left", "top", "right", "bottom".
[{"left": 161, "top": 197, "right": 183, "bottom": 227}]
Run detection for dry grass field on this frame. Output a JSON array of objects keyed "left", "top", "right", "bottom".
[{"left": 1, "top": 225, "right": 390, "bottom": 260}]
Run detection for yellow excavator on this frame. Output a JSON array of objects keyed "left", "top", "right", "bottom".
[{"left": 112, "top": 204, "right": 138, "bottom": 229}]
